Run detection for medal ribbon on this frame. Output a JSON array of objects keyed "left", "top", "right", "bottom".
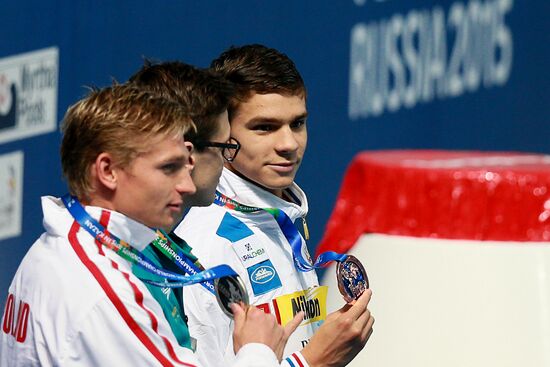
[
  {"left": 62, "top": 194, "right": 232, "bottom": 291},
  {"left": 149, "top": 230, "right": 216, "bottom": 294},
  {"left": 214, "top": 191, "right": 347, "bottom": 272}
]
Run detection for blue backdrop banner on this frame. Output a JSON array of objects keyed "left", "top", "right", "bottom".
[{"left": 0, "top": 0, "right": 548, "bottom": 300}]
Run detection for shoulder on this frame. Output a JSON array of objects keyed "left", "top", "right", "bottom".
[
  {"left": 10, "top": 233, "right": 106, "bottom": 312},
  {"left": 175, "top": 205, "right": 227, "bottom": 237},
  {"left": 4, "top": 237, "right": 126, "bottom": 364},
  {"left": 174, "top": 205, "right": 240, "bottom": 262}
]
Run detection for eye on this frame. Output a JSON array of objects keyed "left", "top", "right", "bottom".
[
  {"left": 252, "top": 124, "right": 275, "bottom": 132},
  {"left": 291, "top": 119, "right": 306, "bottom": 129},
  {"left": 161, "top": 162, "right": 182, "bottom": 174}
]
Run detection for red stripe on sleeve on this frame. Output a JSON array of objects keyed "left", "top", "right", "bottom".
[
  {"left": 68, "top": 219, "right": 196, "bottom": 367},
  {"left": 292, "top": 352, "right": 305, "bottom": 367}
]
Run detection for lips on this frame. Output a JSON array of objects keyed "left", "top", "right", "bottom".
[
  {"left": 268, "top": 162, "right": 297, "bottom": 173},
  {"left": 167, "top": 202, "right": 183, "bottom": 211}
]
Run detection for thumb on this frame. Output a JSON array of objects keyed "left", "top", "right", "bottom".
[
  {"left": 283, "top": 311, "right": 304, "bottom": 340},
  {"left": 230, "top": 303, "right": 246, "bottom": 327}
]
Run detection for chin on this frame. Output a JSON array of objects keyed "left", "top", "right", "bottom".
[
  {"left": 198, "top": 191, "right": 217, "bottom": 207},
  {"left": 183, "top": 193, "right": 214, "bottom": 208},
  {"left": 269, "top": 178, "right": 295, "bottom": 189},
  {"left": 160, "top": 222, "right": 177, "bottom": 232}
]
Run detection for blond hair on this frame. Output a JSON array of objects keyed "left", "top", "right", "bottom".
[{"left": 60, "top": 84, "right": 195, "bottom": 200}]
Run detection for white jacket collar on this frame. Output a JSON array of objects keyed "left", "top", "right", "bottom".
[
  {"left": 42, "top": 196, "right": 157, "bottom": 252},
  {"left": 217, "top": 168, "right": 309, "bottom": 219}
]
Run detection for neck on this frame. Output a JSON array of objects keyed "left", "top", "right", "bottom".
[{"left": 83, "top": 194, "right": 117, "bottom": 211}]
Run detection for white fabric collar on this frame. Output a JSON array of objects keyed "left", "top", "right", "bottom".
[
  {"left": 217, "top": 167, "right": 309, "bottom": 219},
  {"left": 42, "top": 196, "right": 157, "bottom": 252}
]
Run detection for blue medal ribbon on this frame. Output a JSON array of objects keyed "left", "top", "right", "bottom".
[
  {"left": 150, "top": 230, "right": 216, "bottom": 294},
  {"left": 62, "top": 194, "right": 232, "bottom": 292},
  {"left": 214, "top": 191, "right": 348, "bottom": 272}
]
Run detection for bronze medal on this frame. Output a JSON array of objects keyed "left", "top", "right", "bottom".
[
  {"left": 215, "top": 274, "right": 249, "bottom": 318},
  {"left": 336, "top": 255, "right": 369, "bottom": 302}
]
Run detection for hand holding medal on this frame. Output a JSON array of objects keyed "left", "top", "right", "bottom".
[
  {"left": 336, "top": 255, "right": 369, "bottom": 303},
  {"left": 231, "top": 298, "right": 304, "bottom": 361},
  {"left": 214, "top": 274, "right": 249, "bottom": 318},
  {"left": 214, "top": 191, "right": 371, "bottom": 303}
]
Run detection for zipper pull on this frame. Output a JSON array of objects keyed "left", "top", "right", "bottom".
[{"left": 302, "top": 217, "right": 310, "bottom": 241}]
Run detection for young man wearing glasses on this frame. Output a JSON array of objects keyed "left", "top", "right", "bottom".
[
  {"left": 173, "top": 45, "right": 375, "bottom": 367},
  {"left": 129, "top": 61, "right": 241, "bottom": 209},
  {"left": 0, "top": 84, "right": 299, "bottom": 366}
]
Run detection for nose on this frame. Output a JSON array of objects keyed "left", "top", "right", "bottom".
[
  {"left": 275, "top": 126, "right": 299, "bottom": 154},
  {"left": 176, "top": 164, "right": 196, "bottom": 195}
]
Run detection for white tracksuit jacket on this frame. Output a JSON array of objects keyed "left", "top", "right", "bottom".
[
  {"left": 0, "top": 196, "right": 279, "bottom": 367},
  {"left": 174, "top": 168, "right": 326, "bottom": 367}
]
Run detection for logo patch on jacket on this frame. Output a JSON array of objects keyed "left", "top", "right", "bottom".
[
  {"left": 216, "top": 212, "right": 254, "bottom": 242},
  {"left": 232, "top": 236, "right": 269, "bottom": 267},
  {"left": 247, "top": 260, "right": 282, "bottom": 295}
]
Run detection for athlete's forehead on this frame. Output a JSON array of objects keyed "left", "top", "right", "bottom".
[{"left": 232, "top": 93, "right": 307, "bottom": 124}]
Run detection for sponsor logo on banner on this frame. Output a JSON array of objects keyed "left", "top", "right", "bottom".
[
  {"left": 0, "top": 151, "right": 23, "bottom": 240},
  {"left": 247, "top": 259, "right": 282, "bottom": 295},
  {"left": 251, "top": 265, "right": 276, "bottom": 284},
  {"left": 266, "top": 286, "right": 328, "bottom": 326},
  {"left": 0, "top": 47, "right": 58, "bottom": 144}
]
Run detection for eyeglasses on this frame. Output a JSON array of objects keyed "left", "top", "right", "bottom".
[{"left": 195, "top": 137, "right": 241, "bottom": 162}]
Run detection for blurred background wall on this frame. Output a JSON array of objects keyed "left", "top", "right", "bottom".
[{"left": 0, "top": 0, "right": 548, "bottom": 304}]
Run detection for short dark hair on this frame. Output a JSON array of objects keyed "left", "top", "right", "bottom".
[
  {"left": 128, "top": 60, "right": 234, "bottom": 148},
  {"left": 210, "top": 44, "right": 306, "bottom": 119}
]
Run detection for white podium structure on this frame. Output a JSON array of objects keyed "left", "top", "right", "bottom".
[{"left": 318, "top": 151, "right": 550, "bottom": 367}]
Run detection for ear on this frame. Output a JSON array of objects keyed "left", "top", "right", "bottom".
[
  {"left": 93, "top": 152, "right": 119, "bottom": 191},
  {"left": 185, "top": 141, "right": 196, "bottom": 169}
]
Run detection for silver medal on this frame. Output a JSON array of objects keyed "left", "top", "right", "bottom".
[{"left": 215, "top": 274, "right": 249, "bottom": 318}]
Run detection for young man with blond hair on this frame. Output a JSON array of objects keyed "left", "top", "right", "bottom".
[{"left": 0, "top": 84, "right": 299, "bottom": 366}]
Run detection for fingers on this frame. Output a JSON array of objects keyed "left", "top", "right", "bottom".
[
  {"left": 330, "top": 289, "right": 374, "bottom": 346},
  {"left": 363, "top": 316, "right": 375, "bottom": 341},
  {"left": 284, "top": 311, "right": 304, "bottom": 340},
  {"left": 231, "top": 303, "right": 246, "bottom": 353},
  {"left": 334, "top": 289, "right": 372, "bottom": 315},
  {"left": 349, "top": 290, "right": 374, "bottom": 343},
  {"left": 346, "top": 289, "right": 372, "bottom": 319},
  {"left": 356, "top": 310, "right": 374, "bottom": 341},
  {"left": 230, "top": 302, "right": 246, "bottom": 326},
  {"left": 270, "top": 311, "right": 302, "bottom": 362},
  {"left": 246, "top": 306, "right": 280, "bottom": 335},
  {"left": 355, "top": 289, "right": 372, "bottom": 307},
  {"left": 232, "top": 304, "right": 284, "bottom": 355},
  {"left": 354, "top": 305, "right": 370, "bottom": 327}
]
